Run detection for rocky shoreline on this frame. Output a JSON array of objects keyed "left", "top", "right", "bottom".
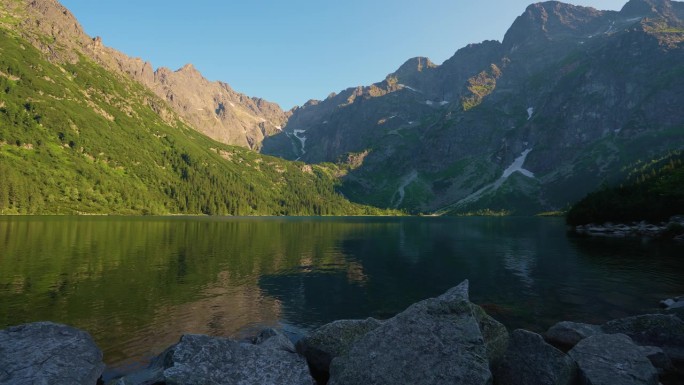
[
  {"left": 573, "top": 215, "right": 684, "bottom": 240},
  {"left": 1, "top": 281, "right": 683, "bottom": 385}
]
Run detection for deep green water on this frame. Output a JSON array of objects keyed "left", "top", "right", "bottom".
[{"left": 1, "top": 216, "right": 683, "bottom": 377}]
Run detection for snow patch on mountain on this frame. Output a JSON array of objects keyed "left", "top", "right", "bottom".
[
  {"left": 502, "top": 149, "right": 535, "bottom": 178},
  {"left": 454, "top": 149, "right": 535, "bottom": 207},
  {"left": 399, "top": 84, "right": 422, "bottom": 93},
  {"left": 393, "top": 170, "right": 418, "bottom": 208},
  {"left": 293, "top": 129, "right": 307, "bottom": 155}
]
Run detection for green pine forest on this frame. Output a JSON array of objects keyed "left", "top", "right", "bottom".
[
  {"left": 0, "top": 28, "right": 394, "bottom": 216},
  {"left": 566, "top": 151, "right": 684, "bottom": 226}
]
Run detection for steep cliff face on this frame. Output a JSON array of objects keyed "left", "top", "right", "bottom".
[
  {"left": 150, "top": 64, "right": 287, "bottom": 150},
  {"left": 263, "top": 0, "right": 684, "bottom": 214},
  {"left": 7, "top": 0, "right": 288, "bottom": 149}
]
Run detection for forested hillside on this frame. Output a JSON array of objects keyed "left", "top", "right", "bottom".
[
  {"left": 0, "top": 27, "right": 386, "bottom": 216},
  {"left": 566, "top": 152, "right": 684, "bottom": 225}
]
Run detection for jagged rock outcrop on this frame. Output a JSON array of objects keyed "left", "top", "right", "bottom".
[
  {"left": 0, "top": 322, "right": 104, "bottom": 385},
  {"left": 327, "top": 280, "right": 497, "bottom": 385},
  {"left": 149, "top": 63, "right": 288, "bottom": 149}
]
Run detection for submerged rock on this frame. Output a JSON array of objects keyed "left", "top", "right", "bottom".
[
  {"left": 544, "top": 321, "right": 603, "bottom": 350},
  {"left": 296, "top": 318, "right": 383, "bottom": 382},
  {"left": 328, "top": 280, "right": 493, "bottom": 385},
  {"left": 494, "top": 329, "right": 577, "bottom": 385},
  {"left": 115, "top": 328, "right": 313, "bottom": 385},
  {"left": 0, "top": 322, "right": 104, "bottom": 385},
  {"left": 569, "top": 333, "right": 658, "bottom": 385}
]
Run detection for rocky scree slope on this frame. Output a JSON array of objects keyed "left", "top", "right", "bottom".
[
  {"left": 263, "top": 0, "right": 684, "bottom": 215},
  {"left": 4, "top": 0, "right": 289, "bottom": 150}
]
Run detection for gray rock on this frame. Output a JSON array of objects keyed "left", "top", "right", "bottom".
[
  {"left": 0, "top": 322, "right": 104, "bottom": 385},
  {"left": 472, "top": 304, "right": 509, "bottom": 365},
  {"left": 328, "top": 280, "right": 493, "bottom": 385},
  {"left": 667, "top": 307, "right": 684, "bottom": 322},
  {"left": 494, "top": 329, "right": 577, "bottom": 385},
  {"left": 116, "top": 329, "right": 313, "bottom": 385},
  {"left": 639, "top": 345, "right": 673, "bottom": 374},
  {"left": 660, "top": 298, "right": 676, "bottom": 308},
  {"left": 544, "top": 321, "right": 603, "bottom": 349},
  {"left": 296, "top": 318, "right": 382, "bottom": 379},
  {"left": 602, "top": 314, "right": 684, "bottom": 364},
  {"left": 568, "top": 333, "right": 658, "bottom": 385},
  {"left": 254, "top": 327, "right": 296, "bottom": 353}
]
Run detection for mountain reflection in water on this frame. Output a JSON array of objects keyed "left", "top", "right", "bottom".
[{"left": 1, "top": 216, "right": 683, "bottom": 376}]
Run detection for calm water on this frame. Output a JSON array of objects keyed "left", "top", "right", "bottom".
[{"left": 1, "top": 216, "right": 683, "bottom": 377}]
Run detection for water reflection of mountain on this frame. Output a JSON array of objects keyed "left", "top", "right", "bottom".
[
  {"left": 258, "top": 218, "right": 566, "bottom": 330},
  {"left": 2, "top": 216, "right": 684, "bottom": 375},
  {"left": 0, "top": 217, "right": 364, "bottom": 369}
]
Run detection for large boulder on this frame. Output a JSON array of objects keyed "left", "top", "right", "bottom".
[
  {"left": 601, "top": 314, "right": 684, "bottom": 365},
  {"left": 494, "top": 329, "right": 577, "bottom": 385},
  {"left": 0, "top": 322, "right": 104, "bottom": 385},
  {"left": 568, "top": 333, "right": 658, "bottom": 385},
  {"left": 296, "top": 318, "right": 382, "bottom": 382},
  {"left": 544, "top": 321, "right": 603, "bottom": 350},
  {"left": 115, "top": 328, "right": 314, "bottom": 385},
  {"left": 328, "top": 280, "right": 493, "bottom": 385}
]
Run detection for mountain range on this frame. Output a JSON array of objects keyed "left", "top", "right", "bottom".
[
  {"left": 264, "top": 0, "right": 684, "bottom": 214},
  {"left": 1, "top": 0, "right": 683, "bottom": 215},
  {"left": 0, "top": 0, "right": 385, "bottom": 215}
]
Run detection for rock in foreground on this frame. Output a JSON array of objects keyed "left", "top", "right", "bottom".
[
  {"left": 296, "top": 318, "right": 383, "bottom": 382},
  {"left": 569, "top": 333, "right": 658, "bottom": 385},
  {"left": 116, "top": 328, "right": 313, "bottom": 385},
  {"left": 0, "top": 322, "right": 104, "bottom": 385},
  {"left": 494, "top": 329, "right": 577, "bottom": 385},
  {"left": 544, "top": 321, "right": 602, "bottom": 350},
  {"left": 602, "top": 314, "right": 684, "bottom": 365},
  {"left": 328, "top": 280, "right": 495, "bottom": 385}
]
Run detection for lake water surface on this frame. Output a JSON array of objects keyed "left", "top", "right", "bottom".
[{"left": 1, "top": 216, "right": 683, "bottom": 377}]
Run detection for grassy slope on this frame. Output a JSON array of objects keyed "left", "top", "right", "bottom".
[{"left": 0, "top": 28, "right": 390, "bottom": 216}]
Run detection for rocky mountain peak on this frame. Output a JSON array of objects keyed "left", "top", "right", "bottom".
[
  {"left": 24, "top": 0, "right": 85, "bottom": 40},
  {"left": 503, "top": 1, "right": 608, "bottom": 49},
  {"left": 389, "top": 57, "right": 437, "bottom": 86},
  {"left": 178, "top": 63, "right": 200, "bottom": 75},
  {"left": 621, "top": 0, "right": 672, "bottom": 15},
  {"left": 4, "top": 0, "right": 91, "bottom": 62},
  {"left": 620, "top": 0, "right": 683, "bottom": 25},
  {"left": 398, "top": 57, "right": 436, "bottom": 73}
]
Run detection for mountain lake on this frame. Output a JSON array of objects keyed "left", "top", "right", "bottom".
[{"left": 1, "top": 216, "right": 683, "bottom": 378}]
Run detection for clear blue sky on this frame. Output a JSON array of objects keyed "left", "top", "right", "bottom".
[{"left": 60, "top": 0, "right": 628, "bottom": 110}]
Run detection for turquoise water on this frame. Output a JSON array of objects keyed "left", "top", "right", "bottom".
[{"left": 1, "top": 216, "right": 682, "bottom": 376}]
